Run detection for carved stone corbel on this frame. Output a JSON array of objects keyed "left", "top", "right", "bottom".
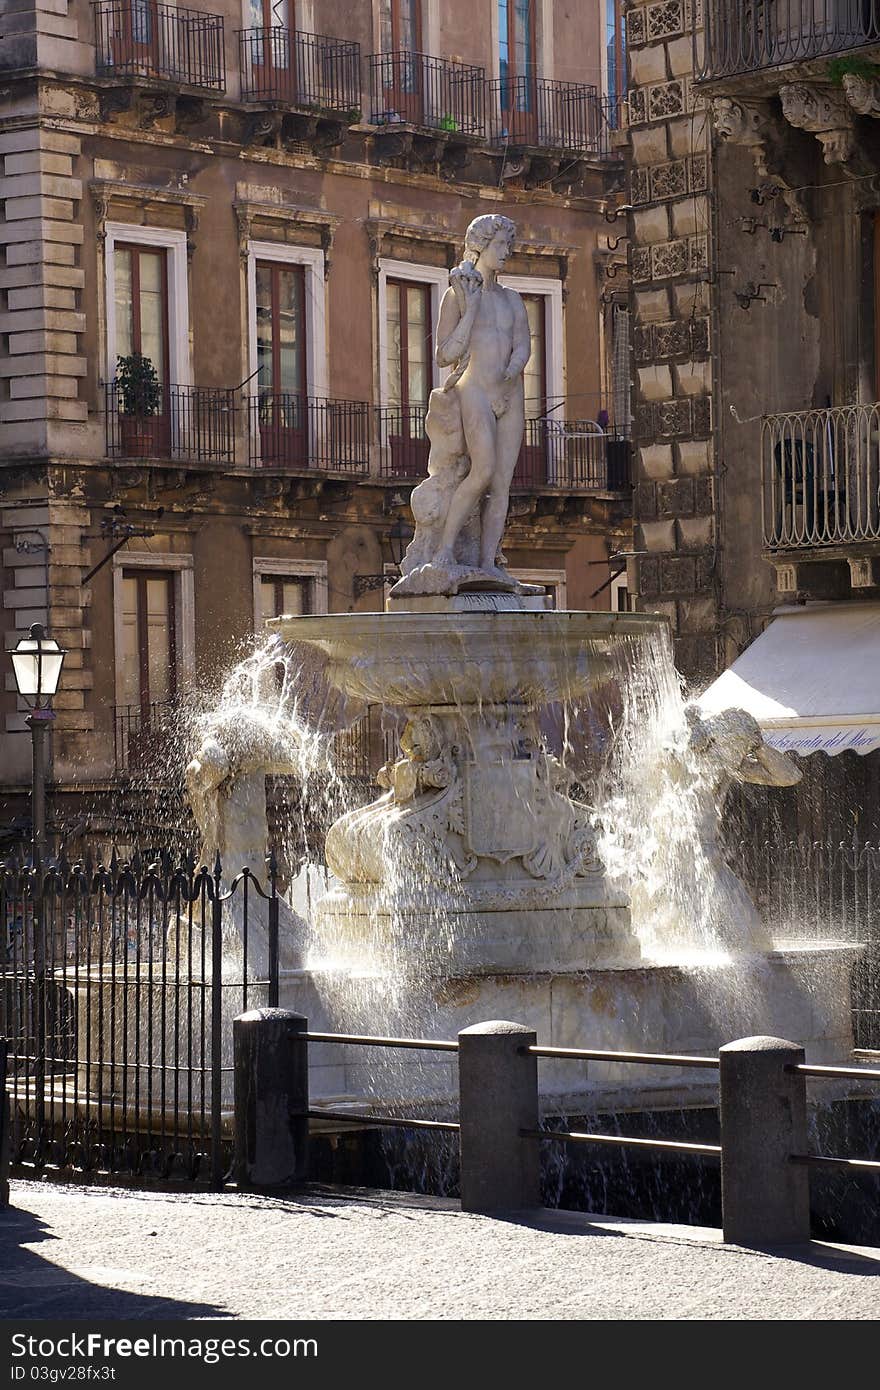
[
  {"left": 184, "top": 205, "right": 199, "bottom": 261},
  {"left": 370, "top": 128, "right": 414, "bottom": 164},
  {"left": 91, "top": 189, "right": 110, "bottom": 244},
  {"left": 710, "top": 95, "right": 809, "bottom": 219},
  {"left": 440, "top": 141, "right": 472, "bottom": 180},
  {"left": 138, "top": 91, "right": 175, "bottom": 130},
  {"left": 244, "top": 109, "right": 282, "bottom": 148},
  {"left": 779, "top": 82, "right": 855, "bottom": 165},
  {"left": 234, "top": 204, "right": 252, "bottom": 263}
]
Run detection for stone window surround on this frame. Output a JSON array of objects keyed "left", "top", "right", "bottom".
[
  {"left": 510, "top": 566, "right": 568, "bottom": 608},
  {"left": 377, "top": 258, "right": 451, "bottom": 409},
  {"left": 245, "top": 239, "right": 327, "bottom": 401},
  {"left": 252, "top": 556, "right": 329, "bottom": 624},
  {"left": 111, "top": 549, "right": 195, "bottom": 709},
  {"left": 102, "top": 222, "right": 191, "bottom": 386}
]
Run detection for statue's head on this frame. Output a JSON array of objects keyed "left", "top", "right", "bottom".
[
  {"left": 685, "top": 704, "right": 802, "bottom": 787},
  {"left": 463, "top": 214, "right": 516, "bottom": 271}
]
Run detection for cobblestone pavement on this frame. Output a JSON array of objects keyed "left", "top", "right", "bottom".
[{"left": 2, "top": 1180, "right": 879, "bottom": 1320}]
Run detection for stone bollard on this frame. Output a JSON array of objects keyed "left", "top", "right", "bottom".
[
  {"left": 719, "top": 1035, "right": 811, "bottom": 1246},
  {"left": 458, "top": 1020, "right": 540, "bottom": 1213},
  {"left": 234, "top": 1008, "right": 309, "bottom": 1189}
]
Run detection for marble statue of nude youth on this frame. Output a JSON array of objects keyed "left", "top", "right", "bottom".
[{"left": 391, "top": 214, "right": 535, "bottom": 597}]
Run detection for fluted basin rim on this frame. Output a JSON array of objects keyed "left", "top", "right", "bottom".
[{"left": 267, "top": 608, "right": 667, "bottom": 708}]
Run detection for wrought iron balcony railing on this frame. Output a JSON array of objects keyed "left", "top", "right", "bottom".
[
  {"left": 377, "top": 404, "right": 630, "bottom": 490},
  {"left": 702, "top": 0, "right": 880, "bottom": 81},
  {"left": 762, "top": 402, "right": 880, "bottom": 550},
  {"left": 513, "top": 417, "right": 632, "bottom": 491},
  {"left": 114, "top": 700, "right": 179, "bottom": 777},
  {"left": 237, "top": 28, "right": 361, "bottom": 112},
  {"left": 488, "top": 76, "right": 606, "bottom": 155},
  {"left": 331, "top": 706, "right": 399, "bottom": 780},
  {"left": 377, "top": 403, "right": 430, "bottom": 479},
  {"left": 368, "top": 51, "right": 486, "bottom": 137},
  {"left": 247, "top": 392, "right": 371, "bottom": 473},
  {"left": 93, "top": 0, "right": 226, "bottom": 91},
  {"left": 105, "top": 382, "right": 236, "bottom": 463}
]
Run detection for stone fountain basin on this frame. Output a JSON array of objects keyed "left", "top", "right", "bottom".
[{"left": 268, "top": 610, "right": 663, "bottom": 708}]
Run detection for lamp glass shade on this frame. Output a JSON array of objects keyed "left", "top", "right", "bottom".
[{"left": 10, "top": 632, "right": 66, "bottom": 698}]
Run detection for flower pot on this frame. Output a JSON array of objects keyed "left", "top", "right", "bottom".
[{"left": 119, "top": 413, "right": 161, "bottom": 458}]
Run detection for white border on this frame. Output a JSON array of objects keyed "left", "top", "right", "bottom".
[
  {"left": 377, "top": 258, "right": 450, "bottom": 409},
  {"left": 103, "top": 223, "right": 191, "bottom": 385},
  {"left": 111, "top": 549, "right": 195, "bottom": 707},
  {"left": 246, "top": 239, "right": 327, "bottom": 400},
  {"left": 511, "top": 567, "right": 567, "bottom": 609},
  {"left": 252, "top": 556, "right": 329, "bottom": 623},
  {"left": 610, "top": 569, "right": 629, "bottom": 613}
]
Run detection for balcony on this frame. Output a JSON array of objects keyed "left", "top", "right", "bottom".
[
  {"left": 247, "top": 393, "right": 371, "bottom": 474},
  {"left": 105, "top": 382, "right": 236, "bottom": 463},
  {"left": 114, "top": 700, "right": 179, "bottom": 777},
  {"left": 93, "top": 0, "right": 226, "bottom": 92},
  {"left": 488, "top": 76, "right": 607, "bottom": 156},
  {"left": 330, "top": 707, "right": 399, "bottom": 781},
  {"left": 237, "top": 28, "right": 361, "bottom": 113},
  {"left": 377, "top": 405, "right": 631, "bottom": 491},
  {"left": 368, "top": 51, "right": 486, "bottom": 138},
  {"left": 702, "top": 0, "right": 880, "bottom": 83},
  {"left": 762, "top": 403, "right": 880, "bottom": 552},
  {"left": 513, "top": 418, "right": 631, "bottom": 492}
]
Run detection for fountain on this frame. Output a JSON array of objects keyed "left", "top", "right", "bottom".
[{"left": 209, "top": 215, "right": 860, "bottom": 1114}]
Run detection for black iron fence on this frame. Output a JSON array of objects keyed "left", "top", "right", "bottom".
[
  {"left": 376, "top": 403, "right": 430, "bottom": 479},
  {"left": 246, "top": 393, "right": 371, "bottom": 473},
  {"left": 368, "top": 51, "right": 486, "bottom": 136},
  {"left": 237, "top": 27, "right": 361, "bottom": 112},
  {"left": 702, "top": 0, "right": 880, "bottom": 80},
  {"left": 1, "top": 853, "right": 280, "bottom": 1183},
  {"left": 488, "top": 76, "right": 605, "bottom": 155},
  {"left": 105, "top": 383, "right": 236, "bottom": 464},
  {"left": 93, "top": 0, "right": 226, "bottom": 91}
]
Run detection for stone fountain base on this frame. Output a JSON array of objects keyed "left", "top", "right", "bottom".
[{"left": 278, "top": 941, "right": 862, "bottom": 1114}]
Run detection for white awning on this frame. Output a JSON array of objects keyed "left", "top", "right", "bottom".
[{"left": 698, "top": 603, "right": 880, "bottom": 756}]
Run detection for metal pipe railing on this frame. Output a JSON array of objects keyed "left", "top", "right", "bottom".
[
  {"left": 246, "top": 392, "right": 371, "bottom": 473},
  {"left": 104, "top": 382, "right": 236, "bottom": 464},
  {"left": 488, "top": 75, "right": 604, "bottom": 155}
]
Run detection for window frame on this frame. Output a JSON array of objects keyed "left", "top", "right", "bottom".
[
  {"left": 252, "top": 557, "right": 329, "bottom": 626},
  {"left": 377, "top": 258, "right": 449, "bottom": 410},
  {"left": 112, "top": 550, "right": 195, "bottom": 711},
  {"left": 103, "top": 223, "right": 190, "bottom": 386},
  {"left": 247, "top": 240, "right": 327, "bottom": 400}
]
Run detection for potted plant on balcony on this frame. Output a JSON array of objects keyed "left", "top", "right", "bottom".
[{"left": 115, "top": 352, "right": 162, "bottom": 457}]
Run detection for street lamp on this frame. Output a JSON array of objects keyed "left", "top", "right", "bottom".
[
  {"left": 8, "top": 623, "right": 66, "bottom": 1147},
  {"left": 9, "top": 623, "right": 66, "bottom": 862}
]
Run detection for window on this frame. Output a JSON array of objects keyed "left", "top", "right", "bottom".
[
  {"left": 605, "top": 0, "right": 625, "bottom": 125},
  {"left": 380, "top": 0, "right": 421, "bottom": 52},
  {"left": 247, "top": 242, "right": 326, "bottom": 467},
  {"left": 119, "top": 570, "right": 176, "bottom": 711},
  {"left": 499, "top": 0, "right": 536, "bottom": 122},
  {"left": 611, "top": 570, "right": 632, "bottom": 613},
  {"left": 115, "top": 243, "right": 169, "bottom": 384},
  {"left": 510, "top": 568, "right": 566, "bottom": 609},
  {"left": 103, "top": 224, "right": 190, "bottom": 388},
  {"left": 386, "top": 277, "right": 432, "bottom": 475},
  {"left": 258, "top": 574, "right": 312, "bottom": 626},
  {"left": 498, "top": 274, "right": 564, "bottom": 486},
  {"left": 377, "top": 259, "right": 447, "bottom": 477}
]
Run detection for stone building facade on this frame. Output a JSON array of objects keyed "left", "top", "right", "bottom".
[
  {"left": 623, "top": 0, "right": 719, "bottom": 684},
  {"left": 626, "top": 0, "right": 880, "bottom": 834},
  {"left": 0, "top": 0, "right": 632, "bottom": 845}
]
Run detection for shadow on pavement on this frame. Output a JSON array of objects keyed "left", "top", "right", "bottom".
[{"left": 0, "top": 1207, "right": 230, "bottom": 1320}]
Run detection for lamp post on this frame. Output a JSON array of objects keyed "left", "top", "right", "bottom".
[
  {"left": 10, "top": 624, "right": 66, "bottom": 863},
  {"left": 9, "top": 623, "right": 66, "bottom": 1144}
]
